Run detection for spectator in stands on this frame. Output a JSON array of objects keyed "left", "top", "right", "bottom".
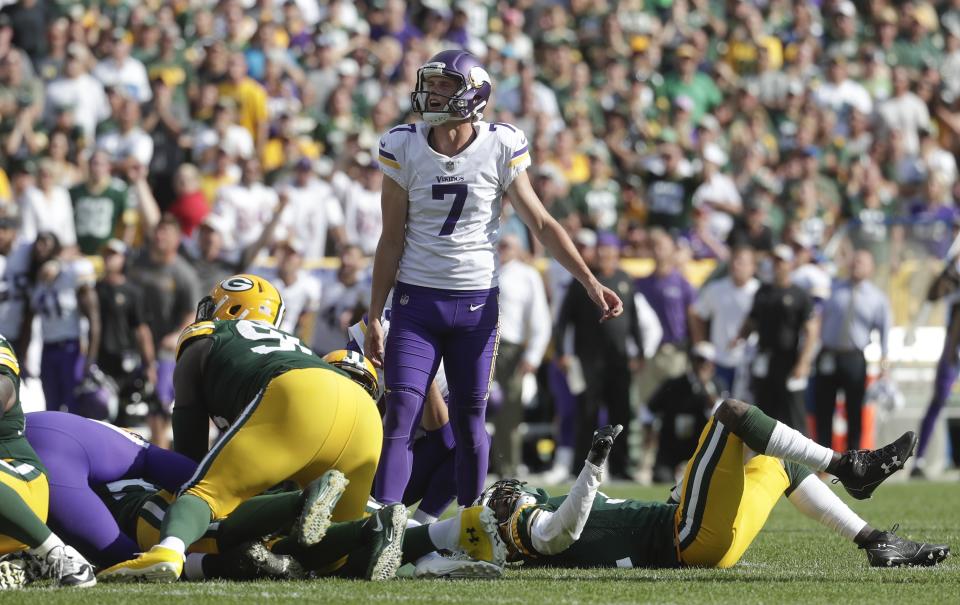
[
  {"left": 92, "top": 28, "right": 151, "bottom": 104},
  {"left": 187, "top": 192, "right": 289, "bottom": 294},
  {"left": 311, "top": 243, "right": 369, "bottom": 355},
  {"left": 635, "top": 229, "right": 696, "bottom": 406},
  {"left": 278, "top": 157, "right": 344, "bottom": 259},
  {"left": 70, "top": 150, "right": 135, "bottom": 256},
  {"left": 879, "top": 66, "right": 931, "bottom": 156},
  {"left": 342, "top": 154, "right": 384, "bottom": 257},
  {"left": 735, "top": 244, "right": 818, "bottom": 433},
  {"left": 217, "top": 52, "right": 268, "bottom": 154},
  {"left": 96, "top": 97, "right": 154, "bottom": 170},
  {"left": 45, "top": 44, "right": 108, "bottom": 142},
  {"left": 556, "top": 232, "right": 642, "bottom": 479},
  {"left": 815, "top": 249, "right": 891, "bottom": 450},
  {"left": 128, "top": 215, "right": 200, "bottom": 447},
  {"left": 21, "top": 159, "right": 76, "bottom": 252},
  {"left": 24, "top": 232, "right": 100, "bottom": 415},
  {"left": 95, "top": 239, "right": 156, "bottom": 427},
  {"left": 647, "top": 341, "right": 721, "bottom": 483},
  {"left": 490, "top": 233, "right": 550, "bottom": 478},
  {"left": 690, "top": 246, "right": 760, "bottom": 394},
  {"left": 211, "top": 157, "right": 278, "bottom": 256},
  {"left": 0, "top": 205, "right": 32, "bottom": 355},
  {"left": 167, "top": 164, "right": 209, "bottom": 238},
  {"left": 253, "top": 238, "right": 320, "bottom": 339}
]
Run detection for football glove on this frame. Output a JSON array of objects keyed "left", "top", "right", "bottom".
[{"left": 587, "top": 424, "right": 623, "bottom": 467}]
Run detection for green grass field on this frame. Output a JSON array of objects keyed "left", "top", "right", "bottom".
[{"left": 3, "top": 481, "right": 957, "bottom": 604}]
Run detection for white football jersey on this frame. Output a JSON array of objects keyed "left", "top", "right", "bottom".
[
  {"left": 378, "top": 120, "right": 531, "bottom": 290},
  {"left": 0, "top": 243, "right": 34, "bottom": 340},
  {"left": 30, "top": 258, "right": 95, "bottom": 343}
]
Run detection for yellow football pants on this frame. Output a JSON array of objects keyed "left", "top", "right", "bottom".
[
  {"left": 674, "top": 417, "right": 790, "bottom": 568},
  {"left": 0, "top": 469, "right": 49, "bottom": 554},
  {"left": 180, "top": 368, "right": 382, "bottom": 522}
]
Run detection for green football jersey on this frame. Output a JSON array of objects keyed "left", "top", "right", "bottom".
[
  {"left": 515, "top": 488, "right": 679, "bottom": 569},
  {"left": 177, "top": 319, "right": 347, "bottom": 426},
  {"left": 0, "top": 336, "right": 45, "bottom": 477},
  {"left": 94, "top": 480, "right": 160, "bottom": 539},
  {"left": 70, "top": 178, "right": 134, "bottom": 255}
]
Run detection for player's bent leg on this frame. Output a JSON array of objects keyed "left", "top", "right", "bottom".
[
  {"left": 675, "top": 417, "right": 745, "bottom": 567},
  {"left": 713, "top": 456, "right": 790, "bottom": 568},
  {"left": 0, "top": 471, "right": 50, "bottom": 555}
]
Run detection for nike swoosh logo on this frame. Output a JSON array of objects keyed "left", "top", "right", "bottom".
[{"left": 469, "top": 304, "right": 485, "bottom": 311}]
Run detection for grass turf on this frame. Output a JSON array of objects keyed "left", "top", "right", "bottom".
[{"left": 4, "top": 481, "right": 957, "bottom": 604}]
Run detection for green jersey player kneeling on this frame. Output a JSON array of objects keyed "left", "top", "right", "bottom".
[{"left": 480, "top": 400, "right": 950, "bottom": 569}]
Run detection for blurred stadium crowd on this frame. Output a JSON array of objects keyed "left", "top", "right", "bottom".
[{"left": 0, "top": 0, "right": 958, "bottom": 481}]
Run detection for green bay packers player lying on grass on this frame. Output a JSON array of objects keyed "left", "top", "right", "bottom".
[{"left": 482, "top": 401, "right": 949, "bottom": 569}]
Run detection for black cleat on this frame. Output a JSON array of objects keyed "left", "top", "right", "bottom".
[
  {"left": 860, "top": 525, "right": 951, "bottom": 567},
  {"left": 832, "top": 431, "right": 917, "bottom": 500},
  {"left": 362, "top": 503, "right": 406, "bottom": 581}
]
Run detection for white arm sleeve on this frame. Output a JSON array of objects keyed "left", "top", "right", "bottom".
[{"left": 528, "top": 460, "right": 604, "bottom": 555}]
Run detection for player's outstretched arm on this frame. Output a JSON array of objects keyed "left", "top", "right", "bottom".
[
  {"left": 528, "top": 425, "right": 623, "bottom": 555},
  {"left": 507, "top": 171, "right": 623, "bottom": 322},
  {"left": 366, "top": 176, "right": 408, "bottom": 367}
]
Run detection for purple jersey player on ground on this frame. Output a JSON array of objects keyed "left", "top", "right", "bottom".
[
  {"left": 366, "top": 49, "right": 624, "bottom": 506},
  {"left": 23, "top": 411, "right": 196, "bottom": 566}
]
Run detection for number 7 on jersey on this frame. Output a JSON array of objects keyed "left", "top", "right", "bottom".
[{"left": 434, "top": 183, "right": 468, "bottom": 236}]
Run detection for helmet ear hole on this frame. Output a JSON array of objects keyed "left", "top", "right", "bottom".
[{"left": 228, "top": 304, "right": 242, "bottom": 316}]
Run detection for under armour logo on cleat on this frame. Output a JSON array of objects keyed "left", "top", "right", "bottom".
[
  {"left": 882, "top": 456, "right": 901, "bottom": 474},
  {"left": 466, "top": 527, "right": 480, "bottom": 545}
]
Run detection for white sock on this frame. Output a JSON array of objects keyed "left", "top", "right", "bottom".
[
  {"left": 159, "top": 537, "right": 187, "bottom": 555},
  {"left": 413, "top": 509, "right": 438, "bottom": 525},
  {"left": 28, "top": 533, "right": 65, "bottom": 558},
  {"left": 766, "top": 422, "right": 835, "bottom": 471},
  {"left": 426, "top": 511, "right": 462, "bottom": 551},
  {"left": 183, "top": 554, "right": 207, "bottom": 580},
  {"left": 788, "top": 475, "right": 867, "bottom": 541}
]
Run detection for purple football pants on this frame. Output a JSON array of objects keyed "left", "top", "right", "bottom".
[
  {"left": 374, "top": 282, "right": 499, "bottom": 506},
  {"left": 24, "top": 411, "right": 197, "bottom": 566},
  {"left": 402, "top": 423, "right": 457, "bottom": 517},
  {"left": 40, "top": 340, "right": 84, "bottom": 413},
  {"left": 918, "top": 355, "right": 960, "bottom": 460}
]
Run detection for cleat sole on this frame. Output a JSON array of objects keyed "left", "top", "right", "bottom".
[{"left": 298, "top": 471, "right": 349, "bottom": 547}]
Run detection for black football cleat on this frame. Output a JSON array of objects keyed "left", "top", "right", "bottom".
[
  {"left": 832, "top": 431, "right": 917, "bottom": 500},
  {"left": 860, "top": 525, "right": 950, "bottom": 567}
]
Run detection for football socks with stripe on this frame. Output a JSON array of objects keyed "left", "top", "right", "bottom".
[
  {"left": 737, "top": 406, "right": 834, "bottom": 471},
  {"left": 159, "top": 494, "right": 213, "bottom": 554}
]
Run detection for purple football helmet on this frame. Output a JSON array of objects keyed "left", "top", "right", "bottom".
[
  {"left": 72, "top": 365, "right": 119, "bottom": 421},
  {"left": 411, "top": 49, "right": 492, "bottom": 125}
]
